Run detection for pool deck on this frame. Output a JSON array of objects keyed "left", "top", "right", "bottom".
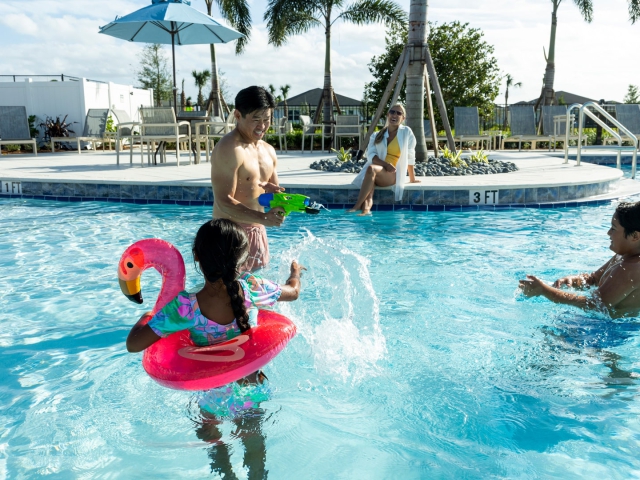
[{"left": 1, "top": 148, "right": 640, "bottom": 208}]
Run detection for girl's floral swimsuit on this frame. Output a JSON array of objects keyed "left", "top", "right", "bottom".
[{"left": 148, "top": 273, "right": 282, "bottom": 417}]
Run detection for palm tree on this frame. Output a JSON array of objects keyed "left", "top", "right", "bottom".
[
  {"left": 536, "top": 0, "right": 639, "bottom": 112},
  {"left": 203, "top": 0, "right": 252, "bottom": 117},
  {"left": 280, "top": 84, "right": 291, "bottom": 122},
  {"left": 265, "top": 0, "right": 406, "bottom": 136},
  {"left": 503, "top": 74, "right": 522, "bottom": 130},
  {"left": 192, "top": 69, "right": 211, "bottom": 108},
  {"left": 180, "top": 78, "right": 186, "bottom": 111}
]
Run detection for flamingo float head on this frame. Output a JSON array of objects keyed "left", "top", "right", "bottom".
[
  {"left": 118, "top": 239, "right": 187, "bottom": 314},
  {"left": 118, "top": 246, "right": 145, "bottom": 304}
]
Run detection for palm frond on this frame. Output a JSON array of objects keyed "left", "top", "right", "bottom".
[
  {"left": 630, "top": 0, "right": 640, "bottom": 23},
  {"left": 265, "top": 0, "right": 322, "bottom": 46},
  {"left": 334, "top": 0, "right": 406, "bottom": 27},
  {"left": 572, "top": 0, "right": 593, "bottom": 22},
  {"left": 216, "top": 0, "right": 252, "bottom": 54}
]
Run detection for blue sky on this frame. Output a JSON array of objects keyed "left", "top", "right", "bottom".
[{"left": 0, "top": 0, "right": 638, "bottom": 104}]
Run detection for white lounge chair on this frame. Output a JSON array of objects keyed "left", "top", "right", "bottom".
[
  {"left": 453, "top": 107, "right": 491, "bottom": 150},
  {"left": 50, "top": 109, "right": 110, "bottom": 154},
  {"left": 193, "top": 115, "right": 226, "bottom": 163},
  {"left": 604, "top": 104, "right": 640, "bottom": 145},
  {"left": 138, "top": 107, "right": 191, "bottom": 166},
  {"left": 501, "top": 106, "right": 548, "bottom": 150},
  {"left": 0, "top": 106, "right": 37, "bottom": 155},
  {"left": 273, "top": 117, "right": 288, "bottom": 152},
  {"left": 334, "top": 115, "right": 362, "bottom": 150},
  {"left": 299, "top": 115, "right": 324, "bottom": 153}
]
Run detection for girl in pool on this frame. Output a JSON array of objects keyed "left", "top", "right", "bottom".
[
  {"left": 125, "top": 218, "right": 304, "bottom": 386},
  {"left": 349, "top": 104, "right": 421, "bottom": 215}
]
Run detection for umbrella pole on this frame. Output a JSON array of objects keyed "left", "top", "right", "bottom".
[{"left": 171, "top": 30, "right": 177, "bottom": 112}]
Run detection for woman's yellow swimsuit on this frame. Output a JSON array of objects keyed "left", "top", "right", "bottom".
[{"left": 385, "top": 135, "right": 401, "bottom": 167}]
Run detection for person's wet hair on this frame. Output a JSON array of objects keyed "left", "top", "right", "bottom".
[
  {"left": 615, "top": 201, "right": 640, "bottom": 237},
  {"left": 193, "top": 219, "right": 251, "bottom": 331},
  {"left": 235, "top": 86, "right": 276, "bottom": 117}
]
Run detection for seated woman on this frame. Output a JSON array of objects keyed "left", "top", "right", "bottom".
[{"left": 348, "top": 104, "right": 420, "bottom": 215}]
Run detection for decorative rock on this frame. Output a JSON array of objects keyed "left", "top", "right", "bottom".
[{"left": 309, "top": 153, "right": 519, "bottom": 176}]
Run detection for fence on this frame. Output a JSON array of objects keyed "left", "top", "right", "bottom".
[
  {"left": 0, "top": 77, "right": 153, "bottom": 141},
  {"left": 481, "top": 103, "right": 620, "bottom": 131}
]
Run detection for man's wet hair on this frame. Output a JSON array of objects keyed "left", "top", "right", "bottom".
[
  {"left": 235, "top": 86, "right": 275, "bottom": 117},
  {"left": 615, "top": 201, "right": 640, "bottom": 237}
]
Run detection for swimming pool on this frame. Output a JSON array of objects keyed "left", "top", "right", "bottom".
[{"left": 1, "top": 199, "right": 639, "bottom": 478}]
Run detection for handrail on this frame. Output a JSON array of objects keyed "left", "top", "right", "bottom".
[
  {"left": 563, "top": 103, "right": 582, "bottom": 164},
  {"left": 564, "top": 102, "right": 638, "bottom": 179}
]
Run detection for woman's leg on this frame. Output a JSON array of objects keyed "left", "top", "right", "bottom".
[
  {"left": 348, "top": 164, "right": 385, "bottom": 212},
  {"left": 359, "top": 168, "right": 396, "bottom": 215}
]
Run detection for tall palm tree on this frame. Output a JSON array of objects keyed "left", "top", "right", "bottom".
[
  {"left": 280, "top": 84, "right": 291, "bottom": 122},
  {"left": 536, "top": 0, "right": 639, "bottom": 111},
  {"left": 203, "top": 0, "right": 252, "bottom": 117},
  {"left": 503, "top": 74, "right": 522, "bottom": 130},
  {"left": 265, "top": 0, "right": 406, "bottom": 134},
  {"left": 192, "top": 69, "right": 211, "bottom": 108},
  {"left": 180, "top": 78, "right": 186, "bottom": 111}
]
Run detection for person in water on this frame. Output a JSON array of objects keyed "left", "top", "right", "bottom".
[
  {"left": 126, "top": 218, "right": 305, "bottom": 384},
  {"left": 519, "top": 201, "right": 640, "bottom": 317},
  {"left": 348, "top": 104, "right": 421, "bottom": 215},
  {"left": 211, "top": 86, "right": 286, "bottom": 272}
]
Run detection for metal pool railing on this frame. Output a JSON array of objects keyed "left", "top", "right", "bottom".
[{"left": 563, "top": 102, "right": 638, "bottom": 179}]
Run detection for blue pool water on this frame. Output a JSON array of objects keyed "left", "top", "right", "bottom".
[{"left": 1, "top": 199, "right": 639, "bottom": 478}]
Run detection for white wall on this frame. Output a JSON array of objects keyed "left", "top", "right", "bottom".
[{"left": 0, "top": 78, "right": 153, "bottom": 140}]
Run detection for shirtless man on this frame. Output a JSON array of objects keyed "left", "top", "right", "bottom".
[
  {"left": 211, "top": 86, "right": 285, "bottom": 271},
  {"left": 519, "top": 201, "right": 640, "bottom": 318}
]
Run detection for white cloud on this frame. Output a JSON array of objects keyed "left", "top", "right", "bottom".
[
  {"left": 0, "top": 0, "right": 638, "bottom": 103},
  {"left": 0, "top": 13, "right": 39, "bottom": 36}
]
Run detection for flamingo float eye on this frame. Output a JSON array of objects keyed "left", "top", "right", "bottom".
[{"left": 127, "top": 262, "right": 134, "bottom": 268}]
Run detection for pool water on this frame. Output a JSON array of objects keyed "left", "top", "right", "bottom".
[{"left": 1, "top": 199, "right": 639, "bottom": 479}]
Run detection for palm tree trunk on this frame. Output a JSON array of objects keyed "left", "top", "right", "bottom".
[
  {"left": 503, "top": 87, "right": 509, "bottom": 130},
  {"left": 405, "top": 0, "right": 428, "bottom": 162},
  {"left": 322, "top": 19, "right": 334, "bottom": 143},
  {"left": 205, "top": 1, "right": 224, "bottom": 117},
  {"left": 536, "top": 0, "right": 559, "bottom": 114}
]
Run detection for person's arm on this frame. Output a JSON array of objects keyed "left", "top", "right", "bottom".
[
  {"left": 407, "top": 165, "right": 420, "bottom": 183},
  {"left": 211, "top": 140, "right": 283, "bottom": 226},
  {"left": 553, "top": 255, "right": 617, "bottom": 288},
  {"left": 520, "top": 269, "right": 640, "bottom": 312},
  {"left": 126, "top": 313, "right": 161, "bottom": 353},
  {"left": 519, "top": 275, "right": 595, "bottom": 308},
  {"left": 279, "top": 261, "right": 305, "bottom": 301}
]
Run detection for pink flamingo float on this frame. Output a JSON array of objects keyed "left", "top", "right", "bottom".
[{"left": 118, "top": 239, "right": 297, "bottom": 390}]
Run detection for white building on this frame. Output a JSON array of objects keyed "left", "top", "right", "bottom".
[{"left": 0, "top": 75, "right": 153, "bottom": 141}]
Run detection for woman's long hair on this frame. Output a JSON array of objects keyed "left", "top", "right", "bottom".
[
  {"left": 192, "top": 219, "right": 251, "bottom": 332},
  {"left": 374, "top": 104, "right": 406, "bottom": 144}
]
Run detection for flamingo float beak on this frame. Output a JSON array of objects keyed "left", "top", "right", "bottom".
[{"left": 119, "top": 277, "right": 143, "bottom": 304}]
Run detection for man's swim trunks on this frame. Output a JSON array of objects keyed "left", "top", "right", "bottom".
[{"left": 238, "top": 223, "right": 269, "bottom": 272}]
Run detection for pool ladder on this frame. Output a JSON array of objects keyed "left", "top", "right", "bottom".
[{"left": 562, "top": 102, "right": 638, "bottom": 178}]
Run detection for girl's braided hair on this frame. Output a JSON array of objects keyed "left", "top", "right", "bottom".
[{"left": 193, "top": 219, "right": 251, "bottom": 332}]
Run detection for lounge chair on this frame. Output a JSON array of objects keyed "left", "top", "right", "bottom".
[
  {"left": 604, "top": 104, "right": 640, "bottom": 145},
  {"left": 542, "top": 105, "right": 583, "bottom": 150},
  {"left": 453, "top": 107, "right": 491, "bottom": 150},
  {"left": 334, "top": 115, "right": 362, "bottom": 150},
  {"left": 138, "top": 107, "right": 191, "bottom": 166},
  {"left": 273, "top": 117, "right": 288, "bottom": 152},
  {"left": 0, "top": 106, "right": 37, "bottom": 155},
  {"left": 299, "top": 115, "right": 324, "bottom": 153},
  {"left": 114, "top": 110, "right": 143, "bottom": 165},
  {"left": 193, "top": 115, "right": 227, "bottom": 163},
  {"left": 50, "top": 109, "right": 110, "bottom": 154},
  {"left": 423, "top": 120, "right": 449, "bottom": 147},
  {"left": 501, "top": 106, "right": 547, "bottom": 150}
]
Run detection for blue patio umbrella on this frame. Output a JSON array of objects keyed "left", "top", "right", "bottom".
[{"left": 99, "top": 0, "right": 243, "bottom": 108}]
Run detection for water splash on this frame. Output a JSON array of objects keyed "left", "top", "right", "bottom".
[{"left": 275, "top": 229, "right": 386, "bottom": 383}]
